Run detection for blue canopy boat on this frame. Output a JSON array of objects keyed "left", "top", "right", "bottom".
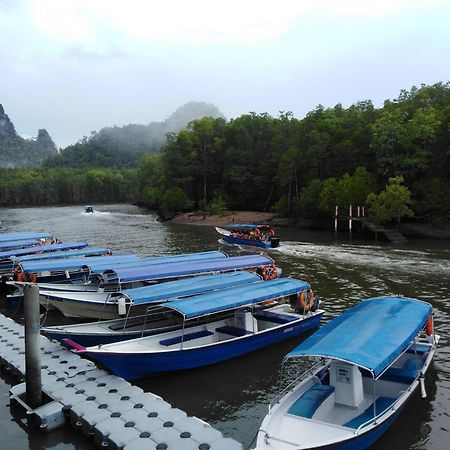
[
  {"left": 98, "top": 254, "right": 278, "bottom": 290},
  {"left": 216, "top": 224, "right": 280, "bottom": 249},
  {"left": 256, "top": 296, "right": 439, "bottom": 450},
  {"left": 0, "top": 247, "right": 111, "bottom": 275},
  {"left": 84, "top": 205, "right": 94, "bottom": 213},
  {"left": 39, "top": 269, "right": 261, "bottom": 320},
  {"left": 67, "top": 278, "right": 323, "bottom": 380},
  {"left": 83, "top": 250, "right": 227, "bottom": 277},
  {"left": 17, "top": 253, "right": 139, "bottom": 283},
  {"left": 0, "top": 231, "right": 53, "bottom": 244},
  {"left": 0, "top": 241, "right": 88, "bottom": 260},
  {"left": 0, "top": 238, "right": 42, "bottom": 252},
  {"left": 41, "top": 271, "right": 263, "bottom": 343}
]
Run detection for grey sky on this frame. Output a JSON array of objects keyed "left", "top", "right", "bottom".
[{"left": 1, "top": 0, "right": 449, "bottom": 148}]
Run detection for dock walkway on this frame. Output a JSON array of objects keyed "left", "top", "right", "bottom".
[{"left": 0, "top": 312, "right": 242, "bottom": 450}]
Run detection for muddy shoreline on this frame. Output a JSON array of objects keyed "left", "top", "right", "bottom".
[{"left": 171, "top": 211, "right": 450, "bottom": 240}]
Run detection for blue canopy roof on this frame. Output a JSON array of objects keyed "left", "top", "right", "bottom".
[
  {"left": 165, "top": 278, "right": 310, "bottom": 318},
  {"left": 87, "top": 251, "right": 227, "bottom": 274},
  {"left": 226, "top": 224, "right": 273, "bottom": 230},
  {"left": 16, "top": 248, "right": 110, "bottom": 262},
  {"left": 0, "top": 239, "right": 41, "bottom": 251},
  {"left": 286, "top": 296, "right": 432, "bottom": 377},
  {"left": 123, "top": 271, "right": 261, "bottom": 305},
  {"left": 0, "top": 231, "right": 53, "bottom": 243},
  {"left": 20, "top": 254, "right": 139, "bottom": 273},
  {"left": 103, "top": 254, "right": 274, "bottom": 284},
  {"left": 0, "top": 241, "right": 88, "bottom": 260}
]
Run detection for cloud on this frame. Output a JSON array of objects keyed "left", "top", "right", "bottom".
[{"left": 24, "top": 0, "right": 446, "bottom": 55}]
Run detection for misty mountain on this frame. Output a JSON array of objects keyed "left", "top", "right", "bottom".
[
  {"left": 45, "top": 101, "right": 225, "bottom": 169},
  {"left": 0, "top": 104, "right": 57, "bottom": 168}
]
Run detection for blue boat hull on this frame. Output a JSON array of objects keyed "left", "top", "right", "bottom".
[
  {"left": 222, "top": 236, "right": 273, "bottom": 249},
  {"left": 84, "top": 313, "right": 323, "bottom": 380}
]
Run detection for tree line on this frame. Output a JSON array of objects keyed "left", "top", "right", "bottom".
[
  {"left": 136, "top": 83, "right": 450, "bottom": 224},
  {"left": 0, "top": 168, "right": 136, "bottom": 205},
  {"left": 1, "top": 83, "right": 449, "bottom": 225}
]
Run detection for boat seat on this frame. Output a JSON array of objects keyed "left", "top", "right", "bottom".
[
  {"left": 159, "top": 329, "right": 213, "bottom": 346},
  {"left": 288, "top": 384, "right": 335, "bottom": 418},
  {"left": 344, "top": 397, "right": 395, "bottom": 429},
  {"left": 406, "top": 344, "right": 431, "bottom": 355},
  {"left": 215, "top": 326, "right": 252, "bottom": 337},
  {"left": 381, "top": 358, "right": 425, "bottom": 384},
  {"left": 253, "top": 310, "right": 298, "bottom": 324}
]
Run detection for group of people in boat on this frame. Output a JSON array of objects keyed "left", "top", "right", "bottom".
[{"left": 230, "top": 225, "right": 276, "bottom": 242}]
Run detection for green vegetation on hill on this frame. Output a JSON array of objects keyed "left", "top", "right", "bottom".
[
  {"left": 1, "top": 84, "right": 449, "bottom": 226},
  {"left": 136, "top": 82, "right": 450, "bottom": 224}
]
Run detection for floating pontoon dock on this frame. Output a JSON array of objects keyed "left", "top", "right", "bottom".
[{"left": 0, "top": 312, "right": 242, "bottom": 450}]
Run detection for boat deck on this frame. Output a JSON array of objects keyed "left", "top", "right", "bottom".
[{"left": 0, "top": 313, "right": 242, "bottom": 450}]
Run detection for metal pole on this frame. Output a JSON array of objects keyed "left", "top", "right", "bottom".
[
  {"left": 349, "top": 205, "right": 353, "bottom": 233},
  {"left": 24, "top": 283, "right": 42, "bottom": 409},
  {"left": 334, "top": 206, "right": 338, "bottom": 233}
]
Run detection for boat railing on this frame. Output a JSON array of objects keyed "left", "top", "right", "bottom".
[{"left": 270, "top": 358, "right": 326, "bottom": 411}]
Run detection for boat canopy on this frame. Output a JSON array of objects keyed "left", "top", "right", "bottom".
[
  {"left": 20, "top": 254, "right": 139, "bottom": 273},
  {"left": 103, "top": 254, "right": 274, "bottom": 284},
  {"left": 0, "top": 231, "right": 53, "bottom": 243},
  {"left": 226, "top": 224, "right": 259, "bottom": 230},
  {"left": 0, "top": 241, "right": 88, "bottom": 260},
  {"left": 86, "top": 251, "right": 227, "bottom": 275},
  {"left": 0, "top": 239, "right": 41, "bottom": 251},
  {"left": 122, "top": 271, "right": 261, "bottom": 305},
  {"left": 165, "top": 278, "right": 310, "bottom": 318},
  {"left": 286, "top": 296, "right": 432, "bottom": 377},
  {"left": 16, "top": 247, "right": 110, "bottom": 262}
]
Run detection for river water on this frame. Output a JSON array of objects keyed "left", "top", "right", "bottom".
[{"left": 0, "top": 204, "right": 449, "bottom": 450}]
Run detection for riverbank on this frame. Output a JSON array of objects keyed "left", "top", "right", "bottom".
[
  {"left": 171, "top": 210, "right": 293, "bottom": 227},
  {"left": 172, "top": 211, "right": 450, "bottom": 240}
]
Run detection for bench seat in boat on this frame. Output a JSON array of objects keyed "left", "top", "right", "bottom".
[
  {"left": 382, "top": 358, "right": 425, "bottom": 384},
  {"left": 253, "top": 310, "right": 298, "bottom": 324},
  {"left": 344, "top": 396, "right": 395, "bottom": 429},
  {"left": 288, "top": 384, "right": 335, "bottom": 418},
  {"left": 215, "top": 326, "right": 252, "bottom": 337},
  {"left": 159, "top": 329, "right": 213, "bottom": 346}
]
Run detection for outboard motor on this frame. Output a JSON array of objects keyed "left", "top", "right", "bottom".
[{"left": 270, "top": 236, "right": 280, "bottom": 248}]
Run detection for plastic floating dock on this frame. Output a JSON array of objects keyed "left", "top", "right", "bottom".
[{"left": 0, "top": 313, "right": 242, "bottom": 450}]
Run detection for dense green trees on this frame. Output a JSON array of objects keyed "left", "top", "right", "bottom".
[
  {"left": 1, "top": 83, "right": 449, "bottom": 226},
  {"left": 0, "top": 168, "right": 135, "bottom": 206},
  {"left": 136, "top": 83, "right": 449, "bottom": 224}
]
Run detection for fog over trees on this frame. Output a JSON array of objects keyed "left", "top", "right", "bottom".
[{"left": 1, "top": 84, "right": 449, "bottom": 225}]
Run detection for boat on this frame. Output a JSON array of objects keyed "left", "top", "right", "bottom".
[
  {"left": 216, "top": 224, "right": 280, "bottom": 249},
  {"left": 84, "top": 205, "right": 94, "bottom": 213},
  {"left": 15, "top": 253, "right": 139, "bottom": 283},
  {"left": 0, "top": 241, "right": 90, "bottom": 274},
  {"left": 0, "top": 231, "right": 53, "bottom": 244},
  {"left": 39, "top": 270, "right": 262, "bottom": 320},
  {"left": 67, "top": 277, "right": 322, "bottom": 380},
  {"left": 255, "top": 296, "right": 439, "bottom": 450},
  {"left": 0, "top": 246, "right": 110, "bottom": 275},
  {"left": 37, "top": 253, "right": 277, "bottom": 316},
  {"left": 41, "top": 271, "right": 262, "bottom": 344},
  {"left": 98, "top": 254, "right": 278, "bottom": 290}
]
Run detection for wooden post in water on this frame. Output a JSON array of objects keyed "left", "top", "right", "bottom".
[
  {"left": 334, "top": 206, "right": 338, "bottom": 233},
  {"left": 24, "top": 283, "right": 42, "bottom": 409},
  {"left": 349, "top": 205, "right": 353, "bottom": 233}
]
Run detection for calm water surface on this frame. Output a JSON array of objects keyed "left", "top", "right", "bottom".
[{"left": 0, "top": 204, "right": 449, "bottom": 450}]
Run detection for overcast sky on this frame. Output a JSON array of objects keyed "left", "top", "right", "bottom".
[{"left": 1, "top": 0, "right": 449, "bottom": 148}]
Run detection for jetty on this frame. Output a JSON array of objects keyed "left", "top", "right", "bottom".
[{"left": 0, "top": 312, "right": 242, "bottom": 450}]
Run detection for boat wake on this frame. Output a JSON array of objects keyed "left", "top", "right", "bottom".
[{"left": 276, "top": 241, "right": 450, "bottom": 276}]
